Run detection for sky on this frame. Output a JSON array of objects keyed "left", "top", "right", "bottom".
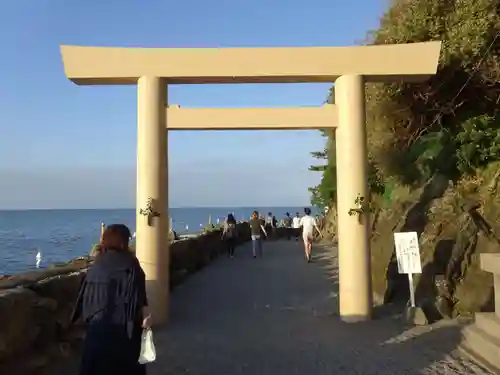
[{"left": 0, "top": 0, "right": 388, "bottom": 209}]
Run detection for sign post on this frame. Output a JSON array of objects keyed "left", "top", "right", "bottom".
[{"left": 393, "top": 231, "right": 422, "bottom": 307}]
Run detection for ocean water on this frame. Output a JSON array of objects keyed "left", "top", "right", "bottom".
[{"left": 0, "top": 207, "right": 313, "bottom": 274}]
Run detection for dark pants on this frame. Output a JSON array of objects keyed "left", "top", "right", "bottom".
[
  {"left": 293, "top": 228, "right": 301, "bottom": 241},
  {"left": 79, "top": 321, "right": 146, "bottom": 375},
  {"left": 226, "top": 237, "right": 236, "bottom": 256},
  {"left": 264, "top": 224, "right": 274, "bottom": 239}
]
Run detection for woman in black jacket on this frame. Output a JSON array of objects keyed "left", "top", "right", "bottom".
[
  {"left": 72, "top": 224, "right": 152, "bottom": 375},
  {"left": 222, "top": 213, "right": 238, "bottom": 258}
]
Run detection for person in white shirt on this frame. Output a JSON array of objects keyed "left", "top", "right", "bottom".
[
  {"left": 292, "top": 212, "right": 301, "bottom": 242},
  {"left": 299, "top": 207, "right": 321, "bottom": 262}
]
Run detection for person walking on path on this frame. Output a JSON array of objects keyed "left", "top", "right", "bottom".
[
  {"left": 264, "top": 212, "right": 275, "bottom": 239},
  {"left": 292, "top": 212, "right": 301, "bottom": 241},
  {"left": 249, "top": 211, "right": 267, "bottom": 258},
  {"left": 71, "top": 224, "right": 152, "bottom": 375},
  {"left": 299, "top": 208, "right": 322, "bottom": 262},
  {"left": 222, "top": 213, "right": 238, "bottom": 258},
  {"left": 282, "top": 212, "right": 293, "bottom": 240}
]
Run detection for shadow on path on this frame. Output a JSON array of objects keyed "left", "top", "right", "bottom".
[{"left": 146, "top": 240, "right": 491, "bottom": 375}]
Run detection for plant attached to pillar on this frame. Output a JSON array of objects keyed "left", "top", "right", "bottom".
[
  {"left": 139, "top": 198, "right": 160, "bottom": 226},
  {"left": 348, "top": 195, "right": 374, "bottom": 224}
]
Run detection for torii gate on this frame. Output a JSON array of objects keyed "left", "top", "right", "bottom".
[{"left": 60, "top": 41, "right": 441, "bottom": 325}]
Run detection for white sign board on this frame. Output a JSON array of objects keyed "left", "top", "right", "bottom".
[{"left": 394, "top": 231, "right": 422, "bottom": 274}]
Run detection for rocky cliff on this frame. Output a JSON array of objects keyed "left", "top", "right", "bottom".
[
  {"left": 370, "top": 166, "right": 500, "bottom": 322},
  {"left": 321, "top": 165, "right": 500, "bottom": 323}
]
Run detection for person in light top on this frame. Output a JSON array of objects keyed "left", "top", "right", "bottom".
[
  {"left": 292, "top": 212, "right": 301, "bottom": 241},
  {"left": 299, "top": 207, "right": 321, "bottom": 262}
]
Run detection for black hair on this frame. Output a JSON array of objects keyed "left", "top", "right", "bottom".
[
  {"left": 304, "top": 207, "right": 311, "bottom": 215},
  {"left": 101, "top": 224, "right": 132, "bottom": 251}
]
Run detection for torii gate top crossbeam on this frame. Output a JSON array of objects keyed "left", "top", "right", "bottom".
[{"left": 60, "top": 42, "right": 441, "bottom": 85}]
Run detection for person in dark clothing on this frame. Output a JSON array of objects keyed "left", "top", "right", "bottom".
[
  {"left": 282, "top": 212, "right": 293, "bottom": 240},
  {"left": 249, "top": 211, "right": 267, "bottom": 258},
  {"left": 264, "top": 212, "right": 274, "bottom": 239},
  {"left": 222, "top": 213, "right": 238, "bottom": 258},
  {"left": 71, "top": 224, "right": 152, "bottom": 375}
]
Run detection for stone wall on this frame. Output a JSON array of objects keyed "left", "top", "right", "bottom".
[{"left": 0, "top": 223, "right": 251, "bottom": 374}]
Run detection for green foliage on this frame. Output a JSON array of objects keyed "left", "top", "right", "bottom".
[
  {"left": 309, "top": 133, "right": 337, "bottom": 208},
  {"left": 348, "top": 195, "right": 377, "bottom": 223},
  {"left": 309, "top": 158, "right": 337, "bottom": 208},
  {"left": 309, "top": 135, "right": 385, "bottom": 208},
  {"left": 455, "top": 115, "right": 500, "bottom": 173},
  {"left": 312, "top": 0, "right": 500, "bottom": 198},
  {"left": 310, "top": 150, "right": 327, "bottom": 160},
  {"left": 393, "top": 116, "right": 500, "bottom": 182},
  {"left": 308, "top": 148, "right": 328, "bottom": 173},
  {"left": 363, "top": 0, "right": 500, "bottom": 182},
  {"left": 388, "top": 131, "right": 455, "bottom": 183},
  {"left": 308, "top": 89, "right": 338, "bottom": 208},
  {"left": 368, "top": 157, "right": 386, "bottom": 195}
]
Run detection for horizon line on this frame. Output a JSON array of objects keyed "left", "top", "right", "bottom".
[{"left": 0, "top": 204, "right": 313, "bottom": 212}]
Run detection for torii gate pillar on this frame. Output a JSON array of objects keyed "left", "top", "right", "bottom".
[
  {"left": 136, "top": 76, "right": 169, "bottom": 324},
  {"left": 335, "top": 75, "right": 371, "bottom": 321}
]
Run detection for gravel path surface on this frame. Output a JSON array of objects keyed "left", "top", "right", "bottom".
[{"left": 141, "top": 240, "right": 492, "bottom": 375}]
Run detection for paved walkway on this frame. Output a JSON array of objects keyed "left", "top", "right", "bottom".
[{"left": 143, "top": 240, "right": 491, "bottom": 375}]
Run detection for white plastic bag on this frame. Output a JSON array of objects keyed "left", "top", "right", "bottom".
[{"left": 138, "top": 328, "right": 156, "bottom": 364}]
